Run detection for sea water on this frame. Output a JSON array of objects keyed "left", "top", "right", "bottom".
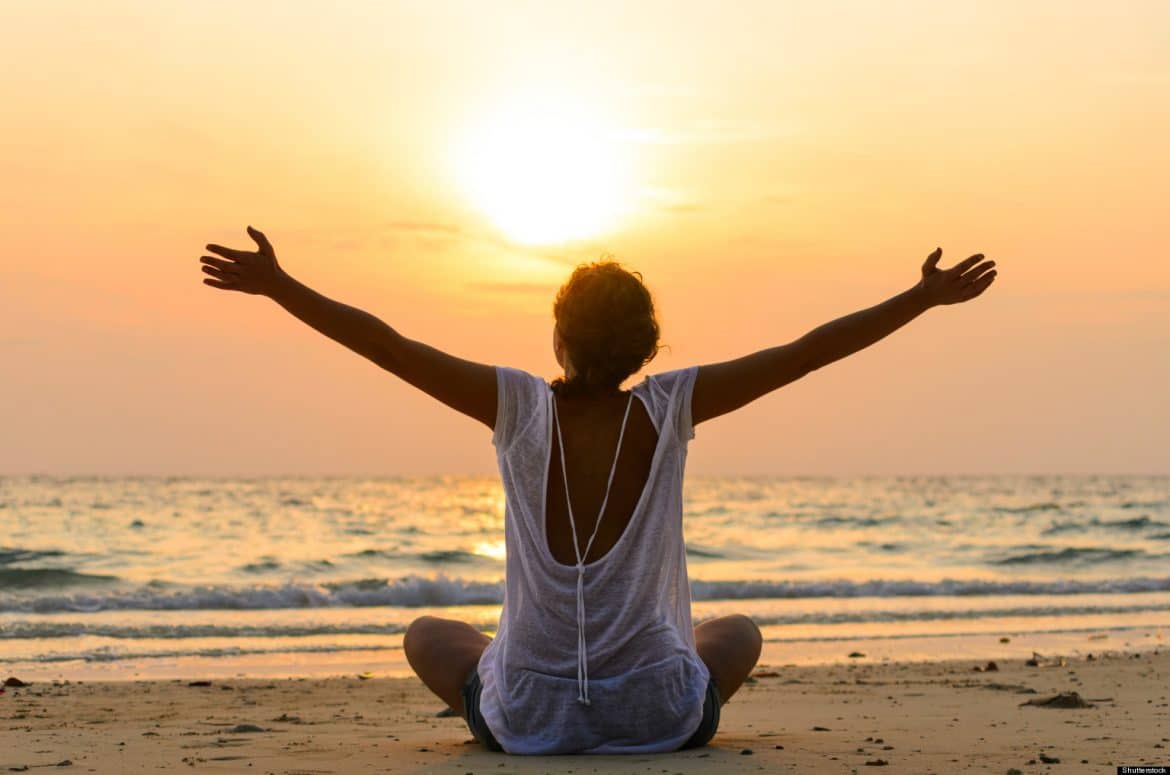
[{"left": 1, "top": 475, "right": 1167, "bottom": 680}]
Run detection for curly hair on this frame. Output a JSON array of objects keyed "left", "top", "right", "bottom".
[{"left": 551, "top": 257, "right": 660, "bottom": 397}]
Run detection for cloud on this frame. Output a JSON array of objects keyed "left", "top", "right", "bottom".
[
  {"left": 466, "top": 281, "right": 557, "bottom": 296},
  {"left": 611, "top": 119, "right": 797, "bottom": 146},
  {"left": 373, "top": 219, "right": 466, "bottom": 251},
  {"left": 634, "top": 185, "right": 703, "bottom": 213},
  {"left": 279, "top": 221, "right": 463, "bottom": 251},
  {"left": 383, "top": 220, "right": 463, "bottom": 236}
]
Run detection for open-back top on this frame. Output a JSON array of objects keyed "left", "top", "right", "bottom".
[{"left": 476, "top": 365, "right": 709, "bottom": 755}]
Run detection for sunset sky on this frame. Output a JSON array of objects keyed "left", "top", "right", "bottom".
[{"left": 1, "top": 1, "right": 1167, "bottom": 476}]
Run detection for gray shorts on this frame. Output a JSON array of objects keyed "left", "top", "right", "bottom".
[{"left": 460, "top": 668, "right": 721, "bottom": 753}]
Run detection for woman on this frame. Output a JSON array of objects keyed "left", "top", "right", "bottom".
[{"left": 200, "top": 227, "right": 997, "bottom": 753}]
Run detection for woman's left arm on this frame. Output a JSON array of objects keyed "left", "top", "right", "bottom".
[{"left": 691, "top": 247, "right": 998, "bottom": 426}]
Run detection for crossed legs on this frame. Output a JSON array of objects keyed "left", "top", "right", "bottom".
[{"left": 403, "top": 613, "right": 762, "bottom": 720}]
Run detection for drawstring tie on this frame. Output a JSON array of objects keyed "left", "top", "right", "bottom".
[{"left": 552, "top": 391, "right": 635, "bottom": 707}]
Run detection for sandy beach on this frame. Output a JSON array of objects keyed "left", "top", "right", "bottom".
[
  {"left": 5, "top": 0, "right": 1169, "bottom": 773},
  {"left": 3, "top": 649, "right": 1166, "bottom": 773}
]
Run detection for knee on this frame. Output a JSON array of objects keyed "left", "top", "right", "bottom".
[
  {"left": 732, "top": 614, "right": 763, "bottom": 654},
  {"left": 404, "top": 615, "right": 440, "bottom": 657}
]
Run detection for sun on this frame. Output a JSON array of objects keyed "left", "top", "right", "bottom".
[{"left": 452, "top": 95, "right": 631, "bottom": 246}]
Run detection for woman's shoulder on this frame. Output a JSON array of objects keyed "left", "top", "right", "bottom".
[
  {"left": 631, "top": 366, "right": 699, "bottom": 440},
  {"left": 492, "top": 366, "right": 551, "bottom": 450},
  {"left": 496, "top": 365, "right": 551, "bottom": 388},
  {"left": 634, "top": 365, "right": 699, "bottom": 399}
]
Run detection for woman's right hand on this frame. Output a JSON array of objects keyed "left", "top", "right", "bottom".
[
  {"left": 200, "top": 225, "right": 286, "bottom": 297},
  {"left": 918, "top": 247, "right": 998, "bottom": 307}
]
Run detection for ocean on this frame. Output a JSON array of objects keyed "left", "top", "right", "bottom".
[{"left": 2, "top": 475, "right": 1168, "bottom": 681}]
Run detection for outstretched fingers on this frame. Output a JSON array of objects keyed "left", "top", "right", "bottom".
[
  {"left": 961, "top": 259, "right": 996, "bottom": 285},
  {"left": 202, "top": 277, "right": 241, "bottom": 291},
  {"left": 205, "top": 243, "right": 253, "bottom": 262},
  {"left": 200, "top": 255, "right": 240, "bottom": 273},
  {"left": 949, "top": 253, "right": 985, "bottom": 276},
  {"left": 960, "top": 271, "right": 997, "bottom": 301},
  {"left": 201, "top": 264, "right": 243, "bottom": 287},
  {"left": 200, "top": 264, "right": 233, "bottom": 280},
  {"left": 200, "top": 261, "right": 246, "bottom": 292}
]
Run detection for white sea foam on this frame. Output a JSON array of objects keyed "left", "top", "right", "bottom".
[
  {"left": 5, "top": 600, "right": 1170, "bottom": 641},
  {"left": 6, "top": 574, "right": 1170, "bottom": 613}
]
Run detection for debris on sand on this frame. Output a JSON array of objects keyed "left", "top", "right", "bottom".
[
  {"left": 228, "top": 724, "right": 266, "bottom": 733},
  {"left": 187, "top": 681, "right": 212, "bottom": 687},
  {"left": 1039, "top": 752, "right": 1061, "bottom": 763},
  {"left": 1020, "top": 692, "right": 1093, "bottom": 709},
  {"left": 973, "top": 661, "right": 999, "bottom": 672},
  {"left": 1025, "top": 652, "right": 1067, "bottom": 668},
  {"left": 865, "top": 759, "right": 889, "bottom": 766},
  {"left": 848, "top": 652, "right": 866, "bottom": 658},
  {"left": 4, "top": 677, "right": 29, "bottom": 687},
  {"left": 435, "top": 707, "right": 457, "bottom": 718}
]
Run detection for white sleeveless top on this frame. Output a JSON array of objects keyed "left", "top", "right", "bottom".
[{"left": 476, "top": 365, "right": 710, "bottom": 755}]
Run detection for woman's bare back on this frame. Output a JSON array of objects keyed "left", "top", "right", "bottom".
[{"left": 545, "top": 391, "right": 658, "bottom": 567}]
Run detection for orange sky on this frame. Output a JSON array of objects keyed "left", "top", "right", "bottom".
[{"left": 1, "top": 1, "right": 1167, "bottom": 475}]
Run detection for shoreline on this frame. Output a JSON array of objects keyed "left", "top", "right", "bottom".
[
  {"left": 4, "top": 619, "right": 1164, "bottom": 685},
  {"left": 3, "top": 650, "right": 1166, "bottom": 773}
]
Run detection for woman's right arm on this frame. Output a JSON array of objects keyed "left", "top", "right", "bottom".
[
  {"left": 200, "top": 226, "right": 496, "bottom": 429},
  {"left": 690, "top": 247, "right": 998, "bottom": 426}
]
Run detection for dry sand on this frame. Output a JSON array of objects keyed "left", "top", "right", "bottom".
[{"left": 2, "top": 650, "right": 1166, "bottom": 773}]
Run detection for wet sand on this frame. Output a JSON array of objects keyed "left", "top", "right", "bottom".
[{"left": 2, "top": 650, "right": 1166, "bottom": 773}]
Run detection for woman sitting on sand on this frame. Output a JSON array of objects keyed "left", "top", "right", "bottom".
[{"left": 200, "top": 227, "right": 997, "bottom": 754}]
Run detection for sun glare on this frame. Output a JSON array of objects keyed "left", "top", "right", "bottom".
[{"left": 453, "top": 96, "right": 631, "bottom": 246}]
